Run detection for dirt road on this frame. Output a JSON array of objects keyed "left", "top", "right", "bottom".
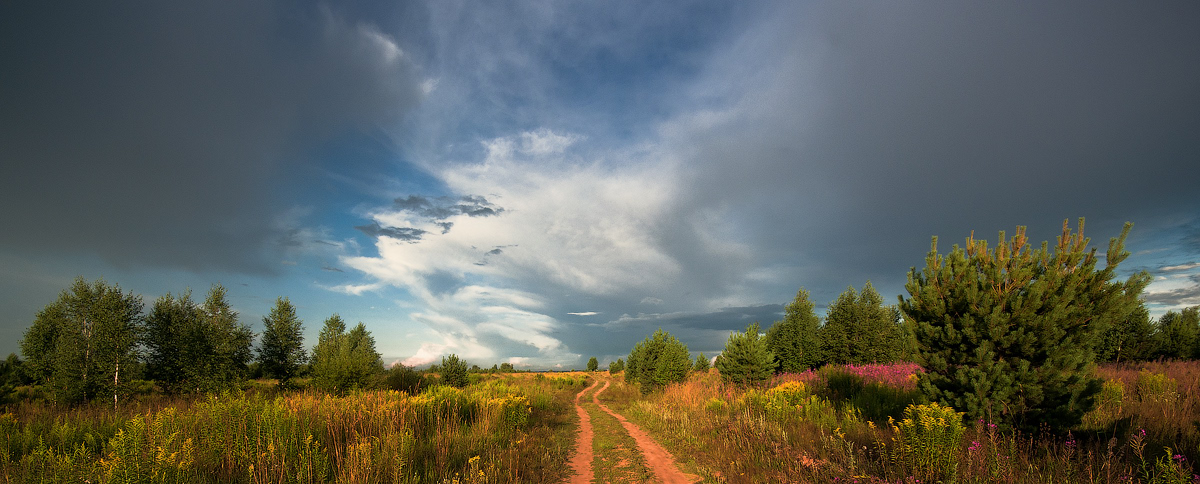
[{"left": 567, "top": 376, "right": 698, "bottom": 484}]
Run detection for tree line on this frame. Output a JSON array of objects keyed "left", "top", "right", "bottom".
[
  {"left": 11, "top": 278, "right": 387, "bottom": 405},
  {"left": 624, "top": 219, "right": 1196, "bottom": 433}
]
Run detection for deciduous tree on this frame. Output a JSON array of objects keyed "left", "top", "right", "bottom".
[{"left": 20, "top": 277, "right": 144, "bottom": 405}]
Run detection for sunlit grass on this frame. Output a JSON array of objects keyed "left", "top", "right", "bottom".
[{"left": 0, "top": 373, "right": 586, "bottom": 483}]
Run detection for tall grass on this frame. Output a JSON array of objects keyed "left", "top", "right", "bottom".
[
  {"left": 602, "top": 362, "right": 1200, "bottom": 483},
  {"left": 0, "top": 374, "right": 586, "bottom": 483}
]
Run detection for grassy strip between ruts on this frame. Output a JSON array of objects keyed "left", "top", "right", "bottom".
[
  {"left": 582, "top": 379, "right": 655, "bottom": 483},
  {"left": 597, "top": 375, "right": 718, "bottom": 482}
]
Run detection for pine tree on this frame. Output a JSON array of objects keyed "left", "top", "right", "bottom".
[
  {"left": 257, "top": 297, "right": 307, "bottom": 389},
  {"left": 716, "top": 323, "right": 776, "bottom": 385},
  {"left": 624, "top": 329, "right": 690, "bottom": 394},
  {"left": 694, "top": 352, "right": 710, "bottom": 372},
  {"left": 586, "top": 356, "right": 599, "bottom": 372},
  {"left": 766, "top": 288, "right": 824, "bottom": 372},
  {"left": 20, "top": 277, "right": 144, "bottom": 405},
  {"left": 899, "top": 219, "right": 1151, "bottom": 431},
  {"left": 822, "top": 282, "right": 905, "bottom": 365},
  {"left": 441, "top": 354, "right": 468, "bottom": 387}
]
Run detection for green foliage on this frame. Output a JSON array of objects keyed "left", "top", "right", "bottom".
[
  {"left": 1135, "top": 370, "right": 1177, "bottom": 404},
  {"left": 144, "top": 285, "right": 253, "bottom": 394},
  {"left": 383, "top": 363, "right": 428, "bottom": 394},
  {"left": 766, "top": 288, "right": 824, "bottom": 372},
  {"left": 900, "top": 219, "right": 1151, "bottom": 431},
  {"left": 625, "top": 328, "right": 691, "bottom": 394},
  {"left": 822, "top": 282, "right": 906, "bottom": 365},
  {"left": 0, "top": 353, "right": 28, "bottom": 404},
  {"left": 1097, "top": 304, "right": 1160, "bottom": 362},
  {"left": 816, "top": 369, "right": 923, "bottom": 423},
  {"left": 586, "top": 356, "right": 599, "bottom": 372},
  {"left": 1154, "top": 307, "right": 1200, "bottom": 360},
  {"left": 888, "top": 402, "right": 965, "bottom": 481},
  {"left": 499, "top": 362, "right": 515, "bottom": 372},
  {"left": 310, "top": 315, "right": 384, "bottom": 395},
  {"left": 716, "top": 323, "right": 776, "bottom": 385},
  {"left": 693, "top": 352, "right": 710, "bottom": 372},
  {"left": 20, "top": 277, "right": 144, "bottom": 404},
  {"left": 608, "top": 358, "right": 624, "bottom": 374},
  {"left": 440, "top": 354, "right": 469, "bottom": 388},
  {"left": 256, "top": 297, "right": 307, "bottom": 389}
]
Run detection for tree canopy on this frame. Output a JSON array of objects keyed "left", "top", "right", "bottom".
[
  {"left": 766, "top": 288, "right": 824, "bottom": 372},
  {"left": 716, "top": 323, "right": 776, "bottom": 385},
  {"left": 20, "top": 277, "right": 144, "bottom": 405},
  {"left": 625, "top": 329, "right": 691, "bottom": 394},
  {"left": 310, "top": 315, "right": 384, "bottom": 395},
  {"left": 899, "top": 219, "right": 1151, "bottom": 431},
  {"left": 257, "top": 297, "right": 307, "bottom": 389}
]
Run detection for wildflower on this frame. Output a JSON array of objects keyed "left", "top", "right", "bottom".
[{"left": 968, "top": 441, "right": 980, "bottom": 452}]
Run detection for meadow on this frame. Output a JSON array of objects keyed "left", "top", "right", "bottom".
[
  {"left": 3, "top": 363, "right": 1199, "bottom": 483},
  {"left": 600, "top": 361, "right": 1200, "bottom": 483},
  {"left": 0, "top": 373, "right": 588, "bottom": 483}
]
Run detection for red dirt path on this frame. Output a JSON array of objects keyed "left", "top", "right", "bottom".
[
  {"left": 566, "top": 377, "right": 698, "bottom": 484},
  {"left": 566, "top": 378, "right": 600, "bottom": 483}
]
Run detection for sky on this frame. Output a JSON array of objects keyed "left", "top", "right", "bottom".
[{"left": 2, "top": 1, "right": 1198, "bottom": 370}]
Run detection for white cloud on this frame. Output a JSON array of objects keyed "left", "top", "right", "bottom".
[
  {"left": 341, "top": 128, "right": 758, "bottom": 366},
  {"left": 1161, "top": 262, "right": 1200, "bottom": 272}
]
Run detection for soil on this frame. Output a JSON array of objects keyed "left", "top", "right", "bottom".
[
  {"left": 567, "top": 376, "right": 699, "bottom": 483},
  {"left": 566, "top": 378, "right": 600, "bottom": 483}
]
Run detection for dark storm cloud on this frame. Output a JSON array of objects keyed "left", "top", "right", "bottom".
[
  {"left": 355, "top": 224, "right": 427, "bottom": 242},
  {"left": 606, "top": 304, "right": 785, "bottom": 332},
  {"left": 393, "top": 195, "right": 505, "bottom": 221},
  {"left": 678, "top": 1, "right": 1200, "bottom": 297},
  {"left": 0, "top": 1, "right": 424, "bottom": 272}
]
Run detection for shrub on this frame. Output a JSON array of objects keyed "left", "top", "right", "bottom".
[{"left": 888, "top": 402, "right": 964, "bottom": 481}]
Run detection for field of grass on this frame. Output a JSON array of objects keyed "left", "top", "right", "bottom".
[
  {"left": 3, "top": 363, "right": 1199, "bottom": 483},
  {"left": 601, "top": 361, "right": 1200, "bottom": 483},
  {"left": 0, "top": 373, "right": 588, "bottom": 483}
]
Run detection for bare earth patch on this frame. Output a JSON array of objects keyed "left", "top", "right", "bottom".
[
  {"left": 592, "top": 379, "right": 700, "bottom": 484},
  {"left": 566, "top": 378, "right": 601, "bottom": 483}
]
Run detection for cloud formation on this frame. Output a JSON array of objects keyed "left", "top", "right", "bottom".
[{"left": 0, "top": 2, "right": 424, "bottom": 272}]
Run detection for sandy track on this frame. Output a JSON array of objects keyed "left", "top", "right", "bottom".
[
  {"left": 567, "top": 378, "right": 601, "bottom": 483},
  {"left": 592, "top": 379, "right": 699, "bottom": 484}
]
